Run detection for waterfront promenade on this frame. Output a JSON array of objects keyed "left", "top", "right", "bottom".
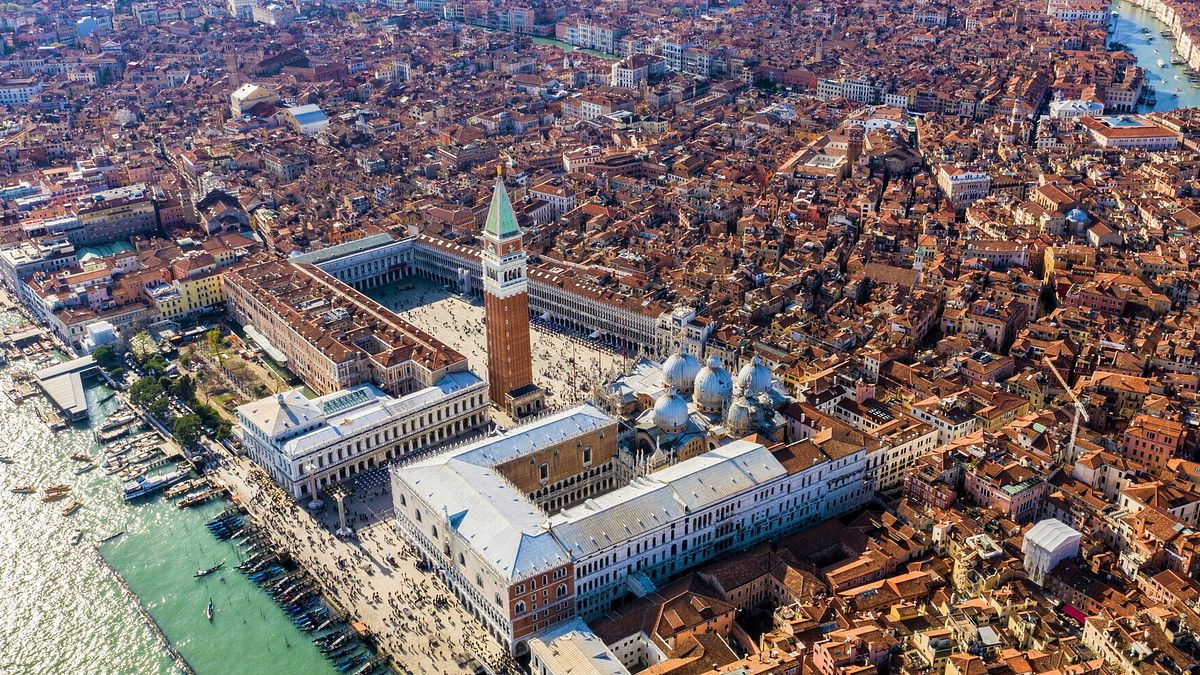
[{"left": 208, "top": 452, "right": 514, "bottom": 675}]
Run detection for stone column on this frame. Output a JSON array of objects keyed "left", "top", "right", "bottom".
[
  {"left": 305, "top": 462, "right": 323, "bottom": 509},
  {"left": 335, "top": 492, "right": 351, "bottom": 536}
]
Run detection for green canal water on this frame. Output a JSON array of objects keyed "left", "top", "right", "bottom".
[
  {"left": 0, "top": 310, "right": 336, "bottom": 673},
  {"left": 1111, "top": 0, "right": 1200, "bottom": 111}
]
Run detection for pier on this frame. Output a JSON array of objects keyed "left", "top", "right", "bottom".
[
  {"left": 93, "top": 546, "right": 197, "bottom": 675},
  {"left": 33, "top": 355, "right": 98, "bottom": 422}
]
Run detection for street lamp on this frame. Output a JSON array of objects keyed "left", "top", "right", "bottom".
[{"left": 305, "top": 462, "right": 324, "bottom": 510}]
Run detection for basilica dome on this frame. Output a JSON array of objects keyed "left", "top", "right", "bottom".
[
  {"left": 693, "top": 356, "right": 733, "bottom": 415},
  {"left": 736, "top": 355, "right": 773, "bottom": 397},
  {"left": 661, "top": 350, "right": 702, "bottom": 393},
  {"left": 652, "top": 388, "right": 689, "bottom": 434}
]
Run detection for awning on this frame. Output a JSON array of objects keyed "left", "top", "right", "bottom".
[
  {"left": 1060, "top": 603, "right": 1087, "bottom": 623},
  {"left": 244, "top": 325, "right": 288, "bottom": 365}
]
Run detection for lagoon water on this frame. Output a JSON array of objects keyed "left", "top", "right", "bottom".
[{"left": 0, "top": 308, "right": 334, "bottom": 674}]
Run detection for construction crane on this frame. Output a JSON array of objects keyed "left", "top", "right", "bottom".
[{"left": 1042, "top": 356, "right": 1089, "bottom": 464}]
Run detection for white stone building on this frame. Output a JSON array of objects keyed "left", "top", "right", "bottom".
[{"left": 237, "top": 375, "right": 487, "bottom": 498}]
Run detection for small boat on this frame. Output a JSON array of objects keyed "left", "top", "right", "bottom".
[
  {"left": 71, "top": 529, "right": 84, "bottom": 545},
  {"left": 99, "top": 530, "right": 125, "bottom": 543},
  {"left": 69, "top": 453, "right": 90, "bottom": 462},
  {"left": 42, "top": 491, "right": 70, "bottom": 502},
  {"left": 45, "top": 484, "right": 70, "bottom": 492},
  {"left": 9, "top": 485, "right": 35, "bottom": 494},
  {"left": 0, "top": 456, "right": 14, "bottom": 464},
  {"left": 74, "top": 463, "right": 97, "bottom": 475},
  {"left": 1158, "top": 59, "right": 1167, "bottom": 68},
  {"left": 61, "top": 500, "right": 82, "bottom": 516},
  {"left": 195, "top": 561, "right": 226, "bottom": 578},
  {"left": 206, "top": 598, "right": 214, "bottom": 621}
]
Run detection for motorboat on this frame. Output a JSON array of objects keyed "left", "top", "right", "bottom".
[
  {"left": 123, "top": 469, "right": 189, "bottom": 501},
  {"left": 71, "top": 529, "right": 84, "bottom": 545},
  {"left": 61, "top": 500, "right": 82, "bottom": 516},
  {"left": 10, "top": 485, "right": 35, "bottom": 494},
  {"left": 195, "top": 561, "right": 226, "bottom": 578},
  {"left": 99, "top": 413, "right": 137, "bottom": 431},
  {"left": 206, "top": 598, "right": 214, "bottom": 621},
  {"left": 74, "top": 463, "right": 97, "bottom": 475},
  {"left": 69, "top": 453, "right": 90, "bottom": 462}
]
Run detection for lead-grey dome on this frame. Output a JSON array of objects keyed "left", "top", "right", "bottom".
[
  {"left": 693, "top": 356, "right": 733, "bottom": 415},
  {"left": 736, "top": 355, "right": 773, "bottom": 396},
  {"left": 661, "top": 350, "right": 702, "bottom": 393},
  {"left": 725, "top": 392, "right": 756, "bottom": 436},
  {"left": 652, "top": 387, "right": 689, "bottom": 434}
]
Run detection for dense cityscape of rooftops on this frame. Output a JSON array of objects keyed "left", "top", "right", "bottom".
[{"left": 4, "top": 0, "right": 1200, "bottom": 673}]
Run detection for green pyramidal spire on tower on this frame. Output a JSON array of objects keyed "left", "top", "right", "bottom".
[{"left": 484, "top": 175, "right": 520, "bottom": 239}]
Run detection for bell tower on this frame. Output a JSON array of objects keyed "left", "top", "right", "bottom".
[{"left": 481, "top": 172, "right": 544, "bottom": 418}]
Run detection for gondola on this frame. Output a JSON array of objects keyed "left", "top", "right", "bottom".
[{"left": 194, "top": 561, "right": 225, "bottom": 578}]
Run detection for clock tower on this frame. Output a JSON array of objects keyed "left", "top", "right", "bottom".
[{"left": 481, "top": 174, "right": 544, "bottom": 418}]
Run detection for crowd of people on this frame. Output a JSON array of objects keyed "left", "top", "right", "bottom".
[{"left": 213, "top": 457, "right": 516, "bottom": 675}]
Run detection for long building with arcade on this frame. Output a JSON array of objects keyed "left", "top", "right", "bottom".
[
  {"left": 390, "top": 396, "right": 874, "bottom": 656},
  {"left": 283, "top": 229, "right": 673, "bottom": 359}
]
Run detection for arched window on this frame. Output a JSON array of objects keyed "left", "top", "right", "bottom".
[
  {"left": 458, "top": 552, "right": 466, "bottom": 567},
  {"left": 398, "top": 493, "right": 406, "bottom": 507},
  {"left": 414, "top": 509, "right": 422, "bottom": 522},
  {"left": 515, "top": 601, "right": 526, "bottom": 614},
  {"left": 556, "top": 584, "right": 567, "bottom": 598}
]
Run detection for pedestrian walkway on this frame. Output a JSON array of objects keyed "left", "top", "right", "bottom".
[{"left": 210, "top": 455, "right": 513, "bottom": 674}]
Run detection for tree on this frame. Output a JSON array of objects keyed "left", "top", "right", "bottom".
[
  {"left": 173, "top": 414, "right": 202, "bottom": 448},
  {"left": 147, "top": 397, "right": 169, "bottom": 416},
  {"left": 205, "top": 328, "right": 223, "bottom": 355},
  {"left": 130, "top": 331, "right": 157, "bottom": 362},
  {"left": 170, "top": 375, "right": 196, "bottom": 403},
  {"left": 215, "top": 420, "right": 233, "bottom": 441},
  {"left": 194, "top": 403, "right": 221, "bottom": 430},
  {"left": 145, "top": 356, "right": 169, "bottom": 375},
  {"left": 92, "top": 344, "right": 120, "bottom": 372},
  {"left": 129, "top": 376, "right": 164, "bottom": 407}
]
